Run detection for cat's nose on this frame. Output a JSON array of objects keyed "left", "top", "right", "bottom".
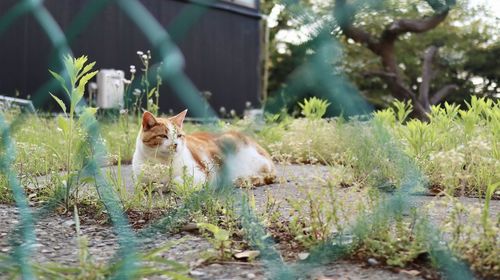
[{"left": 173, "top": 143, "right": 178, "bottom": 149}]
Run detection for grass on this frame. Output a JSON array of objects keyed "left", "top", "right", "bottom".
[
  {"left": 9, "top": 97, "right": 497, "bottom": 199},
  {"left": 263, "top": 176, "right": 499, "bottom": 278},
  {"left": 0, "top": 96, "right": 499, "bottom": 278},
  {"left": 256, "top": 97, "right": 500, "bottom": 197}
]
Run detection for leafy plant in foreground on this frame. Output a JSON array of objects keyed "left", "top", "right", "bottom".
[
  {"left": 197, "top": 222, "right": 233, "bottom": 260},
  {"left": 298, "top": 97, "right": 330, "bottom": 120},
  {"left": 49, "top": 55, "right": 98, "bottom": 210}
]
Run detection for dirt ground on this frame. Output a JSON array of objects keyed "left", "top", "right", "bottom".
[{"left": 1, "top": 164, "right": 498, "bottom": 279}]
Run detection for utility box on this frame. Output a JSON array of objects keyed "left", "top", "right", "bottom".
[{"left": 96, "top": 69, "right": 124, "bottom": 109}]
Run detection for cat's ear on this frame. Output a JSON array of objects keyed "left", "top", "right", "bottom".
[
  {"left": 170, "top": 109, "right": 187, "bottom": 129},
  {"left": 142, "top": 111, "right": 157, "bottom": 130}
]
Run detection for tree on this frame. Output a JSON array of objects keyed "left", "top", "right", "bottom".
[
  {"left": 334, "top": 0, "right": 458, "bottom": 119},
  {"left": 262, "top": 0, "right": 498, "bottom": 118},
  {"left": 464, "top": 43, "right": 500, "bottom": 96}
]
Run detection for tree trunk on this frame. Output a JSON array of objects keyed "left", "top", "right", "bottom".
[{"left": 334, "top": 0, "right": 458, "bottom": 120}]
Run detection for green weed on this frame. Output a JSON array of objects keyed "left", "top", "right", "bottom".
[
  {"left": 197, "top": 222, "right": 232, "bottom": 260},
  {"left": 49, "top": 55, "right": 98, "bottom": 210},
  {"left": 298, "top": 96, "right": 330, "bottom": 120}
]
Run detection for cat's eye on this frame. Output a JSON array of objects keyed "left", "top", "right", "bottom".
[
  {"left": 177, "top": 134, "right": 183, "bottom": 138},
  {"left": 158, "top": 135, "right": 168, "bottom": 139}
]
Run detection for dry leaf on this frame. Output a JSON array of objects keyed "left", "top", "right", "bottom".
[
  {"left": 298, "top": 252, "right": 310, "bottom": 260},
  {"left": 399, "top": 269, "right": 421, "bottom": 276},
  {"left": 234, "top": 250, "right": 260, "bottom": 260}
]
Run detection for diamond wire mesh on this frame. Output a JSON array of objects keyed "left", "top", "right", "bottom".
[{"left": 0, "top": 0, "right": 473, "bottom": 279}]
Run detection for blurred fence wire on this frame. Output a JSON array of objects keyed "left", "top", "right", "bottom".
[{"left": 0, "top": 0, "right": 474, "bottom": 279}]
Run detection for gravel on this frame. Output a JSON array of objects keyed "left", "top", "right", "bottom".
[{"left": 1, "top": 164, "right": 498, "bottom": 279}]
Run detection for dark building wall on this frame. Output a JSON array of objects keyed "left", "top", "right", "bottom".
[{"left": 0, "top": 0, "right": 262, "bottom": 115}]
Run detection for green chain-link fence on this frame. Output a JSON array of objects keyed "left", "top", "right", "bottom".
[{"left": 0, "top": 0, "right": 475, "bottom": 279}]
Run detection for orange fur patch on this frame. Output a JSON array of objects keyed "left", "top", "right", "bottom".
[{"left": 141, "top": 123, "right": 169, "bottom": 148}]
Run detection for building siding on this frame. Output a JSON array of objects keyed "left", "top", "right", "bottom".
[{"left": 0, "top": 0, "right": 262, "bottom": 115}]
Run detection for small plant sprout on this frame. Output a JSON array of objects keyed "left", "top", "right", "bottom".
[
  {"left": 197, "top": 222, "right": 232, "bottom": 260},
  {"left": 299, "top": 97, "right": 330, "bottom": 120},
  {"left": 391, "top": 99, "right": 413, "bottom": 124}
]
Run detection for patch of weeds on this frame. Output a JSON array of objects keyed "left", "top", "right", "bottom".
[
  {"left": 279, "top": 185, "right": 436, "bottom": 272},
  {"left": 100, "top": 118, "right": 138, "bottom": 164},
  {"left": 14, "top": 120, "right": 66, "bottom": 175},
  {"left": 260, "top": 189, "right": 284, "bottom": 228},
  {"left": 343, "top": 120, "right": 407, "bottom": 191},
  {"left": 130, "top": 50, "right": 163, "bottom": 119},
  {"left": 439, "top": 183, "right": 500, "bottom": 279},
  {"left": 263, "top": 118, "right": 346, "bottom": 164},
  {"left": 197, "top": 222, "right": 233, "bottom": 260},
  {"left": 353, "top": 192, "right": 431, "bottom": 268},
  {"left": 377, "top": 97, "right": 500, "bottom": 196},
  {"left": 2, "top": 112, "right": 137, "bottom": 178},
  {"left": 257, "top": 96, "right": 498, "bottom": 197},
  {"left": 273, "top": 175, "right": 497, "bottom": 278},
  {"left": 176, "top": 181, "right": 248, "bottom": 261},
  {"left": 255, "top": 99, "right": 346, "bottom": 165},
  {"left": 113, "top": 163, "right": 178, "bottom": 216},
  {"left": 0, "top": 175, "right": 13, "bottom": 203},
  {"left": 0, "top": 206, "right": 190, "bottom": 279},
  {"left": 286, "top": 181, "right": 348, "bottom": 248}
]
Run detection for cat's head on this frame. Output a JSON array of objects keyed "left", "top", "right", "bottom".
[{"left": 140, "top": 110, "right": 187, "bottom": 155}]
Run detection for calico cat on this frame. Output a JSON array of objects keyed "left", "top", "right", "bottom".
[{"left": 132, "top": 110, "right": 276, "bottom": 186}]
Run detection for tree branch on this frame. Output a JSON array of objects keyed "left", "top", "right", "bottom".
[
  {"left": 419, "top": 46, "right": 439, "bottom": 109},
  {"left": 381, "top": 11, "right": 449, "bottom": 42},
  {"left": 334, "top": 0, "right": 382, "bottom": 54},
  {"left": 363, "top": 70, "right": 397, "bottom": 79},
  {"left": 430, "top": 84, "right": 459, "bottom": 104},
  {"left": 344, "top": 26, "right": 382, "bottom": 54},
  {"left": 334, "top": 0, "right": 454, "bottom": 120}
]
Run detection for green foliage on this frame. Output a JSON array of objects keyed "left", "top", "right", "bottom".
[
  {"left": 298, "top": 97, "right": 330, "bottom": 120},
  {"left": 1, "top": 96, "right": 498, "bottom": 278},
  {"left": 0, "top": 175, "right": 13, "bottom": 203},
  {"left": 391, "top": 100, "right": 413, "bottom": 124},
  {"left": 464, "top": 43, "right": 500, "bottom": 97},
  {"left": 286, "top": 181, "right": 347, "bottom": 248},
  {"left": 278, "top": 176, "right": 499, "bottom": 277},
  {"left": 482, "top": 182, "right": 499, "bottom": 225},
  {"left": 197, "top": 222, "right": 232, "bottom": 260},
  {"left": 350, "top": 189, "right": 432, "bottom": 268},
  {"left": 0, "top": 241, "right": 190, "bottom": 280},
  {"left": 262, "top": 0, "right": 500, "bottom": 109},
  {"left": 263, "top": 118, "right": 346, "bottom": 164},
  {"left": 441, "top": 197, "right": 500, "bottom": 278},
  {"left": 259, "top": 97, "right": 499, "bottom": 196},
  {"left": 49, "top": 55, "right": 98, "bottom": 210}
]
